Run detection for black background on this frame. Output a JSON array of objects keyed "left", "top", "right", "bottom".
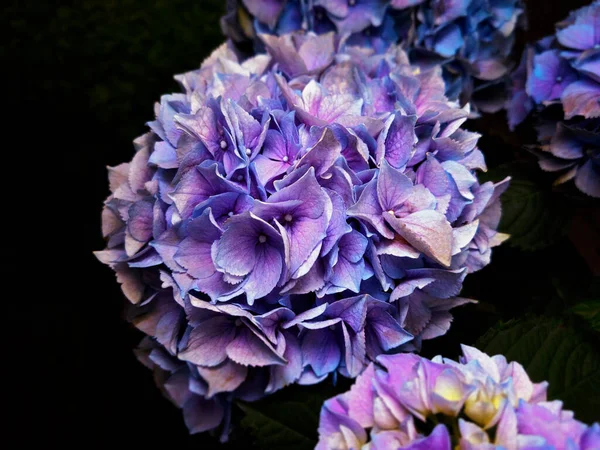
[{"left": 7, "top": 0, "right": 594, "bottom": 448}]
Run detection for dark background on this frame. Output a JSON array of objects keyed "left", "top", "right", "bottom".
[{"left": 7, "top": 0, "right": 595, "bottom": 448}]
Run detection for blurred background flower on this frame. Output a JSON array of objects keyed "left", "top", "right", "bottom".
[
  {"left": 222, "top": 0, "right": 525, "bottom": 113},
  {"left": 507, "top": 2, "right": 600, "bottom": 198}
]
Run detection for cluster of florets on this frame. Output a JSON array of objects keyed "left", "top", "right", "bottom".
[
  {"left": 318, "top": 345, "right": 600, "bottom": 449},
  {"left": 221, "top": 0, "right": 524, "bottom": 112},
  {"left": 508, "top": 2, "right": 599, "bottom": 198},
  {"left": 96, "top": 32, "right": 507, "bottom": 434}
]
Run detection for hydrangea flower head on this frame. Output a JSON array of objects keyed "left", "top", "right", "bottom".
[
  {"left": 507, "top": 2, "right": 600, "bottom": 198},
  {"left": 318, "top": 345, "right": 600, "bottom": 449},
  {"left": 221, "top": 0, "right": 525, "bottom": 112},
  {"left": 96, "top": 32, "right": 507, "bottom": 435}
]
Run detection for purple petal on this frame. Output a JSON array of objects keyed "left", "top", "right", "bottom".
[
  {"left": 169, "top": 162, "right": 244, "bottom": 219},
  {"left": 150, "top": 141, "right": 178, "bottom": 169},
  {"left": 318, "top": 94, "right": 364, "bottom": 125},
  {"left": 254, "top": 154, "right": 289, "bottom": 189},
  {"left": 495, "top": 402, "right": 518, "bottom": 449},
  {"left": 115, "top": 264, "right": 145, "bottom": 304},
  {"left": 549, "top": 122, "right": 585, "bottom": 159},
  {"left": 302, "top": 328, "right": 341, "bottom": 377},
  {"left": 575, "top": 159, "right": 600, "bottom": 198},
  {"left": 193, "top": 192, "right": 254, "bottom": 226},
  {"left": 330, "top": 0, "right": 389, "bottom": 34},
  {"left": 434, "top": 0, "right": 470, "bottom": 23},
  {"left": 441, "top": 160, "right": 477, "bottom": 200},
  {"left": 398, "top": 292, "right": 433, "bottom": 336},
  {"left": 243, "top": 239, "right": 285, "bottom": 304},
  {"left": 390, "top": 0, "right": 426, "bottom": 7},
  {"left": 376, "top": 114, "right": 417, "bottom": 169},
  {"left": 214, "top": 212, "right": 283, "bottom": 277},
  {"left": 390, "top": 210, "right": 453, "bottom": 266},
  {"left": 242, "top": 0, "right": 286, "bottom": 28},
  {"left": 526, "top": 50, "right": 577, "bottom": 103},
  {"left": 174, "top": 237, "right": 216, "bottom": 279},
  {"left": 261, "top": 34, "right": 307, "bottom": 77},
  {"left": 574, "top": 51, "right": 600, "bottom": 82},
  {"left": 340, "top": 323, "right": 367, "bottom": 378},
  {"left": 434, "top": 23, "right": 464, "bottom": 58},
  {"left": 326, "top": 295, "right": 368, "bottom": 332},
  {"left": 298, "top": 32, "right": 336, "bottom": 73},
  {"left": 322, "top": 189, "right": 353, "bottom": 257},
  {"left": 297, "top": 127, "right": 342, "bottom": 177},
  {"left": 561, "top": 80, "right": 600, "bottom": 120},
  {"left": 347, "top": 178, "right": 392, "bottom": 238},
  {"left": 319, "top": 164, "right": 356, "bottom": 208},
  {"left": 223, "top": 98, "right": 267, "bottom": 158},
  {"left": 129, "top": 145, "right": 153, "bottom": 193},
  {"left": 516, "top": 402, "right": 587, "bottom": 448},
  {"left": 178, "top": 317, "right": 235, "bottom": 367},
  {"left": 338, "top": 230, "right": 368, "bottom": 264},
  {"left": 226, "top": 326, "right": 286, "bottom": 367},
  {"left": 163, "top": 370, "right": 193, "bottom": 407},
  {"left": 127, "top": 199, "right": 154, "bottom": 243},
  {"left": 317, "top": 395, "right": 367, "bottom": 450},
  {"left": 366, "top": 299, "right": 413, "bottom": 355},
  {"left": 405, "top": 423, "right": 451, "bottom": 450},
  {"left": 581, "top": 423, "right": 600, "bottom": 450},
  {"left": 508, "top": 90, "right": 534, "bottom": 130},
  {"left": 183, "top": 396, "right": 225, "bottom": 434},
  {"left": 197, "top": 360, "right": 248, "bottom": 396},
  {"left": 376, "top": 160, "right": 415, "bottom": 211},
  {"left": 329, "top": 255, "right": 365, "bottom": 293},
  {"left": 557, "top": 24, "right": 596, "bottom": 51},
  {"left": 347, "top": 363, "right": 376, "bottom": 427},
  {"left": 266, "top": 330, "right": 303, "bottom": 393},
  {"left": 390, "top": 278, "right": 435, "bottom": 301},
  {"left": 257, "top": 168, "right": 332, "bottom": 278},
  {"left": 473, "top": 59, "right": 509, "bottom": 81}
]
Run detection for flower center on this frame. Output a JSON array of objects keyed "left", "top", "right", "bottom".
[
  {"left": 387, "top": 210, "right": 395, "bottom": 216},
  {"left": 228, "top": 211, "right": 234, "bottom": 217},
  {"left": 258, "top": 235, "right": 267, "bottom": 243},
  {"left": 284, "top": 214, "right": 293, "bottom": 222},
  {"left": 237, "top": 175, "right": 244, "bottom": 182},
  {"left": 245, "top": 149, "right": 252, "bottom": 156},
  {"left": 282, "top": 155, "right": 289, "bottom": 162},
  {"left": 556, "top": 76, "right": 562, "bottom": 82},
  {"left": 220, "top": 139, "right": 227, "bottom": 150}
]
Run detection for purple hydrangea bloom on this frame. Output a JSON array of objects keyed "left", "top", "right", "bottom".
[
  {"left": 507, "top": 2, "right": 600, "bottom": 198},
  {"left": 96, "top": 33, "right": 508, "bottom": 435},
  {"left": 221, "top": 0, "right": 524, "bottom": 113},
  {"left": 317, "top": 345, "right": 600, "bottom": 449}
]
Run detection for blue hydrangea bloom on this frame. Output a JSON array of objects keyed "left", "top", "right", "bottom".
[
  {"left": 221, "top": 0, "right": 524, "bottom": 113},
  {"left": 96, "top": 33, "right": 508, "bottom": 436},
  {"left": 507, "top": 2, "right": 600, "bottom": 198}
]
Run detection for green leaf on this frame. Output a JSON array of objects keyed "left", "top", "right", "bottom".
[
  {"left": 238, "top": 401, "right": 317, "bottom": 450},
  {"left": 237, "top": 384, "right": 340, "bottom": 450},
  {"left": 556, "top": 276, "right": 600, "bottom": 331},
  {"left": 480, "top": 163, "right": 573, "bottom": 251},
  {"left": 572, "top": 301, "right": 600, "bottom": 332},
  {"left": 476, "top": 316, "right": 600, "bottom": 423}
]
